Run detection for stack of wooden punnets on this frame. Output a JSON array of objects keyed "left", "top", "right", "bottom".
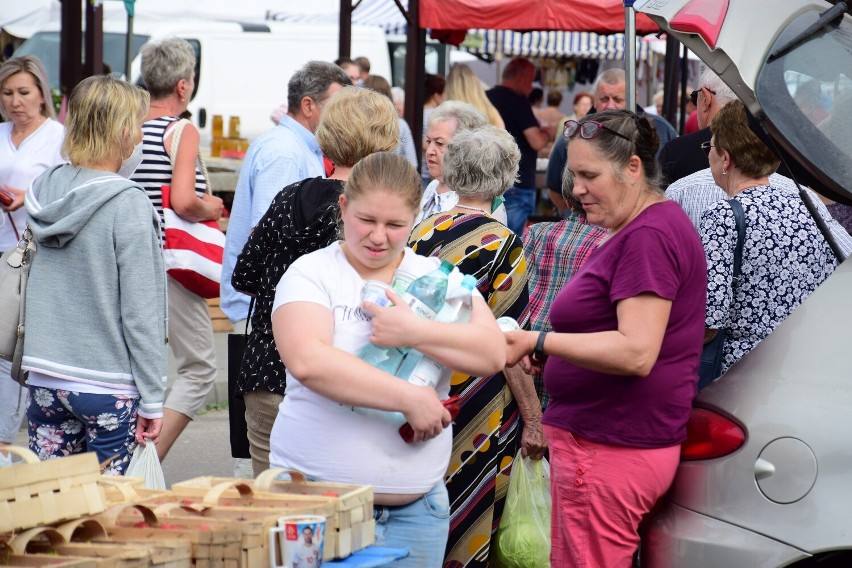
[
  {"left": 2, "top": 449, "right": 375, "bottom": 567},
  {"left": 169, "top": 470, "right": 375, "bottom": 563},
  {"left": 0, "top": 447, "right": 193, "bottom": 567}
]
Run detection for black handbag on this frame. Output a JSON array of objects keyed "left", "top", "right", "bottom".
[
  {"left": 698, "top": 199, "right": 745, "bottom": 391},
  {"left": 227, "top": 299, "right": 254, "bottom": 459}
]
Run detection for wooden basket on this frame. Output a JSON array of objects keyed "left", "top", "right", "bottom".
[
  {"left": 156, "top": 480, "right": 339, "bottom": 563},
  {"left": 0, "top": 527, "right": 98, "bottom": 568},
  {"left": 152, "top": 503, "right": 284, "bottom": 568},
  {"left": 254, "top": 470, "right": 375, "bottom": 561},
  {"left": 171, "top": 471, "right": 375, "bottom": 561},
  {"left": 93, "top": 504, "right": 241, "bottom": 568},
  {"left": 0, "top": 447, "right": 106, "bottom": 533}
]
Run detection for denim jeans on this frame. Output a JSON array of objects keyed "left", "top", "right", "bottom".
[
  {"left": 373, "top": 481, "right": 449, "bottom": 567},
  {"left": 503, "top": 186, "right": 537, "bottom": 236},
  {"left": 27, "top": 387, "right": 139, "bottom": 475}
]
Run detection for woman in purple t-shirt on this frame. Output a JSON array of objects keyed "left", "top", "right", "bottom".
[{"left": 506, "top": 110, "right": 707, "bottom": 567}]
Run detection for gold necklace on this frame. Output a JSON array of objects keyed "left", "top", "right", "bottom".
[{"left": 455, "top": 203, "right": 490, "bottom": 215}]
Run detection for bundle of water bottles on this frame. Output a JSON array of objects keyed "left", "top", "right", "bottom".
[{"left": 357, "top": 260, "right": 475, "bottom": 432}]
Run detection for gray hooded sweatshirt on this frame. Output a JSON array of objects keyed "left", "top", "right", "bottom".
[{"left": 24, "top": 164, "right": 167, "bottom": 418}]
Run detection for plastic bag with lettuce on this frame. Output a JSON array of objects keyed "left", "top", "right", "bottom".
[{"left": 493, "top": 450, "right": 551, "bottom": 568}]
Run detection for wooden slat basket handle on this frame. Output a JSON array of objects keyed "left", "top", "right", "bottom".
[
  {"left": 95, "top": 503, "right": 159, "bottom": 528},
  {"left": 153, "top": 502, "right": 205, "bottom": 517},
  {"left": 203, "top": 480, "right": 255, "bottom": 507},
  {"left": 7, "top": 526, "right": 65, "bottom": 555},
  {"left": 253, "top": 468, "right": 308, "bottom": 492},
  {"left": 1, "top": 445, "right": 40, "bottom": 464},
  {"left": 98, "top": 476, "right": 139, "bottom": 502},
  {"left": 54, "top": 518, "right": 109, "bottom": 542}
]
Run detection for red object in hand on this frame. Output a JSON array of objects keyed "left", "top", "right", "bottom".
[
  {"left": 0, "top": 188, "right": 14, "bottom": 207},
  {"left": 399, "top": 395, "right": 461, "bottom": 443}
]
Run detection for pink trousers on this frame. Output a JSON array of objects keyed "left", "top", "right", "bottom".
[{"left": 544, "top": 424, "right": 681, "bottom": 567}]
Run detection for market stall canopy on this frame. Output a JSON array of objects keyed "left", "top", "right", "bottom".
[
  {"left": 420, "top": 0, "right": 659, "bottom": 34},
  {"left": 465, "top": 29, "right": 653, "bottom": 60}
]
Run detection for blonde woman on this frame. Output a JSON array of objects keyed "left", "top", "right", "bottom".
[
  {"left": 445, "top": 64, "right": 505, "bottom": 129},
  {"left": 24, "top": 75, "right": 166, "bottom": 473}
]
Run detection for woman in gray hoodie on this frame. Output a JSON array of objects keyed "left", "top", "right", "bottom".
[{"left": 23, "top": 75, "right": 167, "bottom": 475}]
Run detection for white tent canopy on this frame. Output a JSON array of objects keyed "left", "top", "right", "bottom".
[
  {"left": 0, "top": 0, "right": 404, "bottom": 38},
  {"left": 1, "top": 0, "right": 659, "bottom": 62}
]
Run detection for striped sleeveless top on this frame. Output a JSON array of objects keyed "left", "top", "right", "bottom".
[{"left": 132, "top": 116, "right": 207, "bottom": 238}]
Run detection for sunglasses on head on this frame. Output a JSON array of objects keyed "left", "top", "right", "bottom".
[
  {"left": 563, "top": 119, "right": 631, "bottom": 142},
  {"left": 700, "top": 141, "right": 716, "bottom": 157},
  {"left": 690, "top": 86, "right": 717, "bottom": 106}
]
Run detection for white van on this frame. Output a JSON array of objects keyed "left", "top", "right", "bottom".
[{"left": 13, "top": 18, "right": 392, "bottom": 145}]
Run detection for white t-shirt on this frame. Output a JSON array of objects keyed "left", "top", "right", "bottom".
[
  {"left": 0, "top": 119, "right": 65, "bottom": 249},
  {"left": 291, "top": 541, "right": 320, "bottom": 568},
  {"left": 416, "top": 179, "right": 509, "bottom": 226},
  {"left": 269, "top": 242, "right": 457, "bottom": 494}
]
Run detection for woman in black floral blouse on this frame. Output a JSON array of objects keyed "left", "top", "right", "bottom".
[
  {"left": 230, "top": 86, "right": 399, "bottom": 474},
  {"left": 700, "top": 100, "right": 837, "bottom": 379}
]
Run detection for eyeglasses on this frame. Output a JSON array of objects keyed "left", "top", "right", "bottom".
[
  {"left": 564, "top": 119, "right": 631, "bottom": 142},
  {"left": 690, "top": 86, "right": 717, "bottom": 106},
  {"left": 700, "top": 141, "right": 716, "bottom": 157}
]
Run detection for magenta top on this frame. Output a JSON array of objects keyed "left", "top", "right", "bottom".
[{"left": 542, "top": 200, "right": 707, "bottom": 448}]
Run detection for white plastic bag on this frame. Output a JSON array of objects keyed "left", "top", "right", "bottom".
[{"left": 125, "top": 442, "right": 166, "bottom": 489}]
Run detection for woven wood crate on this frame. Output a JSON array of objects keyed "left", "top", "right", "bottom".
[
  {"left": 170, "top": 472, "right": 374, "bottom": 560},
  {"left": 0, "top": 447, "right": 106, "bottom": 533},
  {"left": 55, "top": 516, "right": 192, "bottom": 568},
  {"left": 149, "top": 481, "right": 339, "bottom": 562},
  {"left": 152, "top": 503, "right": 287, "bottom": 568},
  {"left": 94, "top": 504, "right": 241, "bottom": 567},
  {"left": 22, "top": 542, "right": 148, "bottom": 568}
]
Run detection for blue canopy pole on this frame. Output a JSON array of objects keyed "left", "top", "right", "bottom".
[
  {"left": 123, "top": 0, "right": 135, "bottom": 79},
  {"left": 624, "top": 1, "right": 637, "bottom": 109}
]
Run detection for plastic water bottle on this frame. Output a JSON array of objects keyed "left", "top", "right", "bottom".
[
  {"left": 399, "top": 260, "right": 454, "bottom": 320},
  {"left": 395, "top": 274, "right": 478, "bottom": 389},
  {"left": 358, "top": 260, "right": 454, "bottom": 375}
]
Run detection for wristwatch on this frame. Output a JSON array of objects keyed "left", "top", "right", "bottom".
[{"left": 532, "top": 331, "right": 549, "bottom": 363}]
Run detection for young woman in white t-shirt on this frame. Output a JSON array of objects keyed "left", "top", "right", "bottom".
[{"left": 270, "top": 152, "right": 506, "bottom": 566}]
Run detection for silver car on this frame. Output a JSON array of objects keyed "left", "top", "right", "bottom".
[{"left": 634, "top": 0, "right": 852, "bottom": 566}]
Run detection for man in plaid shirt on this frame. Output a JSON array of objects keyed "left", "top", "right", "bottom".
[{"left": 521, "top": 165, "right": 607, "bottom": 409}]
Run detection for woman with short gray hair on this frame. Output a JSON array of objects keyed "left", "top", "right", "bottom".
[
  {"left": 131, "top": 36, "right": 224, "bottom": 462},
  {"left": 417, "top": 101, "right": 509, "bottom": 224},
  {"left": 409, "top": 124, "right": 543, "bottom": 568}
]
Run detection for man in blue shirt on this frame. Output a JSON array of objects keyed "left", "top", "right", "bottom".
[
  {"left": 220, "top": 61, "right": 349, "bottom": 476},
  {"left": 221, "top": 61, "right": 350, "bottom": 323}
]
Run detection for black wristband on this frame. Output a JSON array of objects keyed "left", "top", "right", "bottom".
[{"left": 532, "top": 331, "right": 549, "bottom": 362}]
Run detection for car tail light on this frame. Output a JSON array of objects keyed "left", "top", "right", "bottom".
[
  {"left": 670, "top": 0, "right": 730, "bottom": 49},
  {"left": 681, "top": 408, "right": 745, "bottom": 460}
]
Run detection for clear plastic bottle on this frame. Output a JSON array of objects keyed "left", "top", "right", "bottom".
[
  {"left": 358, "top": 260, "right": 454, "bottom": 375},
  {"left": 395, "top": 274, "right": 477, "bottom": 389}
]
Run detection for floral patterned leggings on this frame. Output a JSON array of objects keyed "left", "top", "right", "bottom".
[{"left": 27, "top": 387, "right": 140, "bottom": 475}]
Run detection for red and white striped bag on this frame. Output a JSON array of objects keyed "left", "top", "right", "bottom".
[{"left": 161, "top": 119, "right": 224, "bottom": 299}]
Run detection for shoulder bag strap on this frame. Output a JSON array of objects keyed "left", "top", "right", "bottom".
[
  {"left": 167, "top": 118, "right": 212, "bottom": 196},
  {"left": 244, "top": 297, "right": 255, "bottom": 337},
  {"left": 12, "top": 227, "right": 35, "bottom": 385},
  {"left": 729, "top": 198, "right": 746, "bottom": 281},
  {"left": 166, "top": 118, "right": 189, "bottom": 164}
]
